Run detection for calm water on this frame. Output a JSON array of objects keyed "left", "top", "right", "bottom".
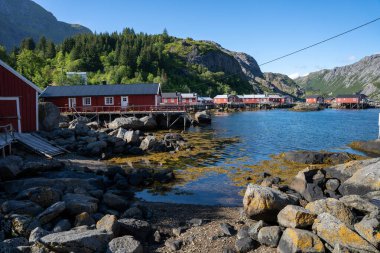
[{"left": 136, "top": 109, "right": 380, "bottom": 206}]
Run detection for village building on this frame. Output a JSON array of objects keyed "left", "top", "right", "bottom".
[
  {"left": 213, "top": 94, "right": 243, "bottom": 105},
  {"left": 181, "top": 93, "right": 198, "bottom": 105},
  {"left": 161, "top": 92, "right": 181, "bottom": 105},
  {"left": 335, "top": 94, "right": 367, "bottom": 104},
  {"left": 267, "top": 94, "right": 283, "bottom": 104},
  {"left": 0, "top": 59, "right": 42, "bottom": 132},
  {"left": 324, "top": 97, "right": 335, "bottom": 104},
  {"left": 306, "top": 95, "right": 324, "bottom": 104},
  {"left": 198, "top": 96, "right": 214, "bottom": 105},
  {"left": 240, "top": 94, "right": 266, "bottom": 104},
  {"left": 39, "top": 83, "right": 162, "bottom": 112}
]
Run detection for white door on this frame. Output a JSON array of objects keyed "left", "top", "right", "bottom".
[
  {"left": 121, "top": 96, "right": 128, "bottom": 107},
  {"left": 68, "top": 98, "right": 76, "bottom": 108}
]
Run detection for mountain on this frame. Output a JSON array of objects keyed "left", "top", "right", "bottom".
[
  {"left": 0, "top": 0, "right": 91, "bottom": 50},
  {"left": 0, "top": 0, "right": 300, "bottom": 97},
  {"left": 295, "top": 54, "right": 380, "bottom": 99},
  {"left": 256, "top": 72, "right": 305, "bottom": 97}
]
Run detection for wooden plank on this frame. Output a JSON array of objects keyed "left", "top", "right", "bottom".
[{"left": 14, "top": 133, "right": 65, "bottom": 158}]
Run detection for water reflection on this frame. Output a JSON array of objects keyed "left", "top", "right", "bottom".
[{"left": 134, "top": 109, "right": 380, "bottom": 206}]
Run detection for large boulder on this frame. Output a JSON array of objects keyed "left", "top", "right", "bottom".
[
  {"left": 290, "top": 167, "right": 325, "bottom": 202},
  {"left": 63, "top": 193, "right": 98, "bottom": 215},
  {"left": 39, "top": 102, "right": 60, "bottom": 131},
  {"left": 277, "top": 205, "right": 317, "bottom": 228},
  {"left": 324, "top": 158, "right": 380, "bottom": 182},
  {"left": 103, "top": 193, "right": 129, "bottom": 211},
  {"left": 354, "top": 216, "right": 380, "bottom": 248},
  {"left": 124, "top": 130, "right": 140, "bottom": 144},
  {"left": 118, "top": 218, "right": 152, "bottom": 241},
  {"left": 139, "top": 136, "right": 157, "bottom": 151},
  {"left": 16, "top": 186, "right": 61, "bottom": 208},
  {"left": 106, "top": 235, "right": 143, "bottom": 253},
  {"left": 11, "top": 215, "right": 40, "bottom": 237},
  {"left": 282, "top": 151, "right": 354, "bottom": 165},
  {"left": 339, "top": 195, "right": 379, "bottom": 215},
  {"left": 194, "top": 111, "right": 211, "bottom": 124},
  {"left": 339, "top": 159, "right": 380, "bottom": 195},
  {"left": 312, "top": 213, "right": 378, "bottom": 253},
  {"left": 40, "top": 229, "right": 113, "bottom": 253},
  {"left": 0, "top": 155, "right": 23, "bottom": 181},
  {"left": 350, "top": 139, "right": 380, "bottom": 156},
  {"left": 140, "top": 116, "right": 157, "bottom": 130},
  {"left": 37, "top": 201, "right": 66, "bottom": 225},
  {"left": 257, "top": 226, "right": 282, "bottom": 247},
  {"left": 109, "top": 117, "right": 143, "bottom": 130},
  {"left": 277, "top": 228, "right": 325, "bottom": 253},
  {"left": 1, "top": 200, "right": 43, "bottom": 216},
  {"left": 243, "top": 184, "right": 298, "bottom": 222},
  {"left": 96, "top": 215, "right": 120, "bottom": 235},
  {"left": 305, "top": 198, "right": 355, "bottom": 228},
  {"left": 29, "top": 227, "right": 50, "bottom": 243},
  {"left": 86, "top": 141, "right": 107, "bottom": 156}
]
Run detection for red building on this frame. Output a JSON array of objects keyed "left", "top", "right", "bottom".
[
  {"left": 0, "top": 60, "right": 41, "bottom": 132},
  {"left": 240, "top": 94, "right": 266, "bottom": 104},
  {"left": 324, "top": 97, "right": 335, "bottom": 104},
  {"left": 335, "top": 94, "right": 367, "bottom": 104},
  {"left": 306, "top": 95, "right": 324, "bottom": 104},
  {"left": 213, "top": 94, "right": 242, "bottom": 105},
  {"left": 40, "top": 83, "right": 162, "bottom": 112},
  {"left": 181, "top": 93, "right": 198, "bottom": 105},
  {"left": 161, "top": 92, "right": 181, "bottom": 105}
]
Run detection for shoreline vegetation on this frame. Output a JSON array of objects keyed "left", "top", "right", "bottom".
[{"left": 0, "top": 108, "right": 379, "bottom": 252}]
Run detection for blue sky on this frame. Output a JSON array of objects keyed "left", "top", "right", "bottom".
[{"left": 33, "top": 0, "right": 380, "bottom": 78}]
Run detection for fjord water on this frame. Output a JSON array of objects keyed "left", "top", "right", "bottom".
[{"left": 137, "top": 109, "right": 380, "bottom": 206}]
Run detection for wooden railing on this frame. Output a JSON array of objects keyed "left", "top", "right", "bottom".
[{"left": 59, "top": 105, "right": 187, "bottom": 113}]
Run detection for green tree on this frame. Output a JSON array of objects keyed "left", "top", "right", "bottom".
[{"left": 20, "top": 37, "right": 36, "bottom": 51}]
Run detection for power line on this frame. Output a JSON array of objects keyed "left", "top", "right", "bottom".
[
  {"left": 183, "top": 17, "right": 380, "bottom": 89},
  {"left": 259, "top": 17, "right": 380, "bottom": 66}
]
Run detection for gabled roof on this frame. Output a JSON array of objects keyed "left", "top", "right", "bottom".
[
  {"left": 198, "top": 96, "right": 213, "bottom": 101},
  {"left": 162, "top": 92, "right": 181, "bottom": 98},
  {"left": 241, "top": 94, "right": 266, "bottom": 98},
  {"left": 214, "top": 95, "right": 228, "bottom": 99},
  {"left": 0, "top": 59, "right": 42, "bottom": 93},
  {"left": 181, "top": 93, "right": 197, "bottom": 98},
  {"left": 40, "top": 83, "right": 161, "bottom": 98},
  {"left": 268, "top": 94, "right": 282, "bottom": 98}
]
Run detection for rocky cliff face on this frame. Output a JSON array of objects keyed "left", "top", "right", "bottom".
[
  {"left": 0, "top": 0, "right": 91, "bottom": 50},
  {"left": 295, "top": 54, "right": 380, "bottom": 99},
  {"left": 257, "top": 72, "right": 305, "bottom": 97}
]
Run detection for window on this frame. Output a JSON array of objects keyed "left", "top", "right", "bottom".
[
  {"left": 104, "top": 97, "right": 114, "bottom": 105},
  {"left": 82, "top": 97, "right": 91, "bottom": 106},
  {"left": 171, "top": 98, "right": 175, "bottom": 103}
]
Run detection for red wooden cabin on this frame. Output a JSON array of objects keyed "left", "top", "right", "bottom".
[
  {"left": 213, "top": 94, "right": 243, "bottom": 105},
  {"left": 240, "top": 95, "right": 266, "bottom": 104},
  {"left": 335, "top": 94, "right": 367, "bottom": 104},
  {"left": 161, "top": 92, "right": 181, "bottom": 105},
  {"left": 40, "top": 83, "right": 162, "bottom": 112},
  {"left": 181, "top": 93, "right": 198, "bottom": 105},
  {"left": 0, "top": 60, "right": 41, "bottom": 132},
  {"left": 306, "top": 95, "right": 324, "bottom": 104}
]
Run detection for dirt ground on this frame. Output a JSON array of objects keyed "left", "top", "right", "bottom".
[{"left": 141, "top": 202, "right": 276, "bottom": 253}]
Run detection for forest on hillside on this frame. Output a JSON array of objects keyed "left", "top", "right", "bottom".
[{"left": 0, "top": 29, "right": 253, "bottom": 96}]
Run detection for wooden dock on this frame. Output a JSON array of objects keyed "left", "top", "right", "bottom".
[{"left": 14, "top": 133, "right": 65, "bottom": 158}]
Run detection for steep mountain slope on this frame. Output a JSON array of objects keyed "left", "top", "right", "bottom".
[
  {"left": 256, "top": 72, "right": 305, "bottom": 97},
  {"left": 0, "top": 0, "right": 91, "bottom": 50},
  {"left": 295, "top": 54, "right": 380, "bottom": 99}
]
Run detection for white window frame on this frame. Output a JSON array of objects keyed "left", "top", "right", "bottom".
[
  {"left": 82, "top": 97, "right": 91, "bottom": 106},
  {"left": 68, "top": 97, "right": 76, "bottom": 108},
  {"left": 104, "top": 96, "right": 114, "bottom": 105}
]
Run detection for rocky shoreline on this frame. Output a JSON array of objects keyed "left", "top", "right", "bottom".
[{"left": 0, "top": 127, "right": 380, "bottom": 252}]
